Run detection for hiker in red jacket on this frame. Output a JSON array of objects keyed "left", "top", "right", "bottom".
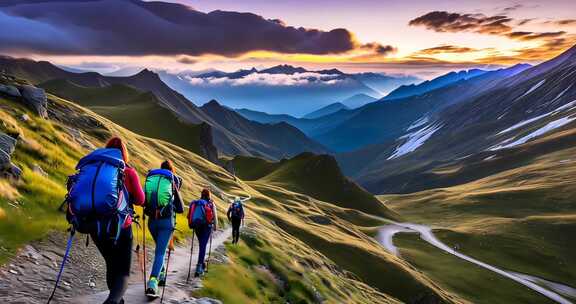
[{"left": 95, "top": 137, "right": 144, "bottom": 304}]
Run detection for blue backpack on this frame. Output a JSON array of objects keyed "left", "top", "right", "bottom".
[
  {"left": 66, "top": 148, "right": 130, "bottom": 240},
  {"left": 188, "top": 199, "right": 214, "bottom": 230}
]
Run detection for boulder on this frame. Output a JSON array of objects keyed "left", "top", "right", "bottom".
[
  {"left": 0, "top": 132, "right": 16, "bottom": 156},
  {"left": 0, "top": 84, "right": 21, "bottom": 98},
  {"left": 0, "top": 132, "right": 21, "bottom": 179},
  {"left": 18, "top": 85, "right": 48, "bottom": 118}
]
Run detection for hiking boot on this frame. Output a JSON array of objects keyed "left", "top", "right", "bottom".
[
  {"left": 145, "top": 277, "right": 159, "bottom": 298},
  {"left": 158, "top": 266, "right": 167, "bottom": 286},
  {"left": 194, "top": 264, "right": 204, "bottom": 277}
]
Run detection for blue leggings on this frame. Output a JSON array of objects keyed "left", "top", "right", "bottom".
[
  {"left": 195, "top": 226, "right": 212, "bottom": 270},
  {"left": 147, "top": 217, "right": 174, "bottom": 278}
]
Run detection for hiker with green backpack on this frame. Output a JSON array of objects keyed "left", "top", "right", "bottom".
[{"left": 143, "top": 160, "right": 184, "bottom": 298}]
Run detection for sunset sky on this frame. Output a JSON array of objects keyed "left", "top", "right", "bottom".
[{"left": 2, "top": 0, "right": 576, "bottom": 77}]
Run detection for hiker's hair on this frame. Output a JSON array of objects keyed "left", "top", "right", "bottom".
[
  {"left": 106, "top": 136, "right": 129, "bottom": 162},
  {"left": 201, "top": 188, "right": 210, "bottom": 201},
  {"left": 161, "top": 160, "right": 175, "bottom": 173}
]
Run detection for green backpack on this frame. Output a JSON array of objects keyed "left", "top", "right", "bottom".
[{"left": 144, "top": 169, "right": 174, "bottom": 218}]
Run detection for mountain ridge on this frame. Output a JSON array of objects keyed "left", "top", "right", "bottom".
[{"left": 0, "top": 56, "right": 327, "bottom": 160}]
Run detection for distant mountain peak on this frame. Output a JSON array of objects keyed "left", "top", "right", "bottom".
[
  {"left": 204, "top": 99, "right": 222, "bottom": 107},
  {"left": 316, "top": 68, "right": 345, "bottom": 75},
  {"left": 261, "top": 64, "right": 308, "bottom": 74},
  {"left": 303, "top": 102, "right": 350, "bottom": 119},
  {"left": 133, "top": 68, "right": 160, "bottom": 79}
]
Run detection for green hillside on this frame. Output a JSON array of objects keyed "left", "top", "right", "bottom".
[
  {"left": 0, "top": 76, "right": 455, "bottom": 303},
  {"left": 233, "top": 153, "right": 396, "bottom": 219},
  {"left": 40, "top": 79, "right": 203, "bottom": 154},
  {"left": 380, "top": 128, "right": 576, "bottom": 302}
]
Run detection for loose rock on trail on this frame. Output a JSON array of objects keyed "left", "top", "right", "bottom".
[{"left": 0, "top": 228, "right": 231, "bottom": 304}]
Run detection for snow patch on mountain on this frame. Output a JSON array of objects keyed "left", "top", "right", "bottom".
[
  {"left": 490, "top": 116, "right": 575, "bottom": 151},
  {"left": 388, "top": 123, "right": 442, "bottom": 159},
  {"left": 407, "top": 116, "right": 429, "bottom": 131},
  {"left": 551, "top": 84, "right": 573, "bottom": 104},
  {"left": 497, "top": 100, "right": 576, "bottom": 135},
  {"left": 517, "top": 79, "right": 546, "bottom": 100},
  {"left": 497, "top": 113, "right": 551, "bottom": 135}
]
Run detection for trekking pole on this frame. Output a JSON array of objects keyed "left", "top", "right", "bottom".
[
  {"left": 186, "top": 229, "right": 195, "bottom": 283},
  {"left": 142, "top": 212, "right": 147, "bottom": 291},
  {"left": 160, "top": 237, "right": 174, "bottom": 304},
  {"left": 46, "top": 228, "right": 75, "bottom": 304},
  {"left": 134, "top": 219, "right": 145, "bottom": 286},
  {"left": 206, "top": 231, "right": 213, "bottom": 273}
]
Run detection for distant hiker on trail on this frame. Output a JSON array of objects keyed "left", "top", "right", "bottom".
[
  {"left": 187, "top": 189, "right": 218, "bottom": 277},
  {"left": 64, "top": 137, "right": 145, "bottom": 304},
  {"left": 227, "top": 197, "right": 245, "bottom": 244},
  {"left": 144, "top": 160, "right": 184, "bottom": 298}
]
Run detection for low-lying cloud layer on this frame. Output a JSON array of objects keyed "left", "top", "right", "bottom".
[
  {"left": 0, "top": 0, "right": 392, "bottom": 58},
  {"left": 185, "top": 72, "right": 344, "bottom": 86}
]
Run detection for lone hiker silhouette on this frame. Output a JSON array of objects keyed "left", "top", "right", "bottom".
[
  {"left": 143, "top": 160, "right": 184, "bottom": 298},
  {"left": 227, "top": 197, "right": 245, "bottom": 244},
  {"left": 187, "top": 189, "right": 218, "bottom": 277},
  {"left": 53, "top": 136, "right": 145, "bottom": 304}
]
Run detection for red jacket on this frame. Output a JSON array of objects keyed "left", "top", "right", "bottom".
[{"left": 123, "top": 166, "right": 144, "bottom": 228}]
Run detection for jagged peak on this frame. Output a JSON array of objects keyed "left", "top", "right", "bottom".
[
  {"left": 203, "top": 99, "right": 222, "bottom": 107},
  {"left": 132, "top": 68, "right": 160, "bottom": 79}
]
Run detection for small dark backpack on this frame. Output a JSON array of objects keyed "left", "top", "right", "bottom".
[{"left": 230, "top": 202, "right": 242, "bottom": 219}]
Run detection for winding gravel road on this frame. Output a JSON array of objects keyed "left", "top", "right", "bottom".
[{"left": 378, "top": 222, "right": 575, "bottom": 304}]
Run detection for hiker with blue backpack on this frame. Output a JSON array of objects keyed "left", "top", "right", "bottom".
[
  {"left": 143, "top": 160, "right": 184, "bottom": 298},
  {"left": 187, "top": 189, "right": 218, "bottom": 277},
  {"left": 50, "top": 137, "right": 144, "bottom": 304},
  {"left": 227, "top": 197, "right": 245, "bottom": 244}
]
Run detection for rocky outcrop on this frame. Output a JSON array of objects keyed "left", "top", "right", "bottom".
[
  {"left": 0, "top": 84, "right": 21, "bottom": 98},
  {"left": 199, "top": 122, "right": 219, "bottom": 165},
  {"left": 0, "top": 132, "right": 21, "bottom": 179},
  {"left": 18, "top": 85, "right": 48, "bottom": 118}
]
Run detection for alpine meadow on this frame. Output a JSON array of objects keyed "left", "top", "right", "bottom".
[{"left": 1, "top": 1, "right": 576, "bottom": 304}]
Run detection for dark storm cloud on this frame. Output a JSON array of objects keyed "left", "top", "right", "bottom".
[
  {"left": 360, "top": 43, "right": 397, "bottom": 55},
  {"left": 415, "top": 45, "right": 477, "bottom": 55},
  {"left": 506, "top": 31, "right": 567, "bottom": 41},
  {"left": 499, "top": 4, "right": 524, "bottom": 13},
  {"left": 544, "top": 19, "right": 576, "bottom": 26},
  {"left": 176, "top": 56, "right": 198, "bottom": 64},
  {"left": 409, "top": 11, "right": 512, "bottom": 35},
  {"left": 0, "top": 0, "right": 389, "bottom": 57},
  {"left": 410, "top": 11, "right": 572, "bottom": 44}
]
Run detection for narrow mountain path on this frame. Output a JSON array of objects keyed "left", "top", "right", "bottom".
[
  {"left": 378, "top": 222, "right": 574, "bottom": 304},
  {"left": 72, "top": 227, "right": 232, "bottom": 304}
]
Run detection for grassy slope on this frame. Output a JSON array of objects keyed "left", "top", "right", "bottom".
[
  {"left": 233, "top": 153, "right": 397, "bottom": 219},
  {"left": 0, "top": 84, "right": 454, "bottom": 303},
  {"left": 380, "top": 131, "right": 576, "bottom": 297},
  {"left": 40, "top": 79, "right": 202, "bottom": 154},
  {"left": 395, "top": 234, "right": 555, "bottom": 304},
  {"left": 230, "top": 155, "right": 280, "bottom": 181}
]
